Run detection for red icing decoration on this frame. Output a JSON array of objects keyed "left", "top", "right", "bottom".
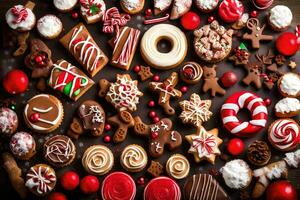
[
  {"left": 218, "top": 0, "right": 244, "bottom": 23},
  {"left": 48, "top": 192, "right": 67, "bottom": 200},
  {"left": 180, "top": 12, "right": 200, "bottom": 30},
  {"left": 11, "top": 6, "right": 28, "bottom": 24},
  {"left": 227, "top": 138, "right": 244, "bottom": 155},
  {"left": 144, "top": 177, "right": 181, "bottom": 200},
  {"left": 80, "top": 175, "right": 100, "bottom": 194},
  {"left": 101, "top": 172, "right": 136, "bottom": 200},
  {"left": 276, "top": 32, "right": 299, "bottom": 56},
  {"left": 30, "top": 113, "right": 40, "bottom": 123},
  {"left": 266, "top": 181, "right": 298, "bottom": 200},
  {"left": 3, "top": 69, "right": 28, "bottom": 95},
  {"left": 252, "top": 0, "right": 273, "bottom": 10},
  {"left": 60, "top": 171, "right": 80, "bottom": 191},
  {"left": 220, "top": 71, "right": 238, "bottom": 87}
]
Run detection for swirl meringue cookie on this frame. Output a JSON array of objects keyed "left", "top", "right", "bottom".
[
  {"left": 37, "top": 15, "right": 63, "bottom": 39},
  {"left": 166, "top": 154, "right": 190, "bottom": 179},
  {"left": 268, "top": 119, "right": 300, "bottom": 151},
  {"left": 268, "top": 5, "right": 293, "bottom": 31},
  {"left": 82, "top": 145, "right": 114, "bottom": 175},
  {"left": 120, "top": 144, "right": 148, "bottom": 172}
]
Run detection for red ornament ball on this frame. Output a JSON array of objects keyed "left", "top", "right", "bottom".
[
  {"left": 48, "top": 192, "right": 67, "bottom": 200},
  {"left": 148, "top": 111, "right": 156, "bottom": 118},
  {"left": 133, "top": 65, "right": 141, "bottom": 73},
  {"left": 227, "top": 138, "right": 244, "bottom": 156},
  {"left": 60, "top": 171, "right": 80, "bottom": 191},
  {"left": 145, "top": 9, "right": 152, "bottom": 16},
  {"left": 148, "top": 100, "right": 155, "bottom": 107},
  {"left": 104, "top": 123, "right": 111, "bottom": 131},
  {"left": 71, "top": 12, "right": 78, "bottom": 19},
  {"left": 276, "top": 32, "right": 299, "bottom": 56},
  {"left": 152, "top": 75, "right": 160, "bottom": 82},
  {"left": 180, "top": 86, "right": 188, "bottom": 93},
  {"left": 104, "top": 135, "right": 111, "bottom": 143},
  {"left": 153, "top": 117, "right": 160, "bottom": 123},
  {"left": 264, "top": 98, "right": 272, "bottom": 106},
  {"left": 30, "top": 113, "right": 40, "bottom": 123},
  {"left": 266, "top": 180, "right": 298, "bottom": 200},
  {"left": 80, "top": 175, "right": 100, "bottom": 194},
  {"left": 180, "top": 12, "right": 200, "bottom": 30},
  {"left": 3, "top": 69, "right": 29, "bottom": 95},
  {"left": 220, "top": 71, "right": 238, "bottom": 87}
]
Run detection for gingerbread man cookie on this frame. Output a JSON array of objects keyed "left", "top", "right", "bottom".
[
  {"left": 202, "top": 65, "right": 226, "bottom": 96},
  {"left": 149, "top": 72, "right": 182, "bottom": 115},
  {"left": 134, "top": 117, "right": 182, "bottom": 158}
]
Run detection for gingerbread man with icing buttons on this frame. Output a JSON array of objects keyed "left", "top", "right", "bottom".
[{"left": 133, "top": 117, "right": 182, "bottom": 157}]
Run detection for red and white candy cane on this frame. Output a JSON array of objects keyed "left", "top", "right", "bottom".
[
  {"left": 11, "top": 6, "right": 28, "bottom": 24},
  {"left": 221, "top": 91, "right": 268, "bottom": 137}
]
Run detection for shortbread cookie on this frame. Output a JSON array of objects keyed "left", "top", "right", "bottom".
[
  {"left": 268, "top": 5, "right": 292, "bottom": 31},
  {"left": 275, "top": 97, "right": 300, "bottom": 118},
  {"left": 23, "top": 94, "right": 64, "bottom": 133},
  {"left": 60, "top": 23, "right": 109, "bottom": 77},
  {"left": 37, "top": 15, "right": 62, "bottom": 39},
  {"left": 48, "top": 59, "right": 94, "bottom": 101},
  {"left": 170, "top": 0, "right": 192, "bottom": 20},
  {"left": 120, "top": 0, "right": 145, "bottom": 14},
  {"left": 166, "top": 154, "right": 190, "bottom": 179},
  {"left": 80, "top": 0, "right": 106, "bottom": 24},
  {"left": 54, "top": 0, "right": 77, "bottom": 12},
  {"left": 277, "top": 73, "right": 300, "bottom": 98},
  {"left": 120, "top": 144, "right": 148, "bottom": 172}
]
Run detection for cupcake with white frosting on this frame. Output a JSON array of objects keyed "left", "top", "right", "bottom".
[
  {"left": 268, "top": 5, "right": 293, "bottom": 31},
  {"left": 278, "top": 73, "right": 300, "bottom": 98},
  {"left": 195, "top": 0, "right": 219, "bottom": 13},
  {"left": 37, "top": 15, "right": 63, "bottom": 39}
]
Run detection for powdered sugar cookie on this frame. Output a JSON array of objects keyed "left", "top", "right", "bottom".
[
  {"left": 275, "top": 97, "right": 300, "bottom": 118},
  {"left": 170, "top": 0, "right": 192, "bottom": 20},
  {"left": 268, "top": 5, "right": 292, "bottom": 31},
  {"left": 278, "top": 73, "right": 300, "bottom": 98},
  {"left": 80, "top": 0, "right": 106, "bottom": 24},
  {"left": 195, "top": 0, "right": 219, "bottom": 13},
  {"left": 154, "top": 0, "right": 172, "bottom": 15},
  {"left": 37, "top": 15, "right": 62, "bottom": 39},
  {"left": 6, "top": 4, "right": 36, "bottom": 32},
  {"left": 120, "top": 0, "right": 145, "bottom": 14},
  {"left": 54, "top": 0, "right": 77, "bottom": 13}
]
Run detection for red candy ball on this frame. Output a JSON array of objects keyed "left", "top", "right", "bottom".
[
  {"left": 250, "top": 10, "right": 258, "bottom": 18},
  {"left": 153, "top": 117, "right": 160, "bottom": 123},
  {"left": 104, "top": 123, "right": 111, "bottom": 131},
  {"left": 227, "top": 138, "right": 244, "bottom": 156},
  {"left": 152, "top": 75, "right": 160, "bottom": 82},
  {"left": 80, "top": 175, "right": 100, "bottom": 194},
  {"left": 148, "top": 111, "right": 156, "bottom": 118},
  {"left": 180, "top": 12, "right": 200, "bottom": 30},
  {"left": 133, "top": 65, "right": 141, "bottom": 73},
  {"left": 145, "top": 9, "right": 152, "bottom": 16},
  {"left": 148, "top": 100, "right": 155, "bottom": 107},
  {"left": 3, "top": 69, "right": 29, "bottom": 95},
  {"left": 71, "top": 12, "right": 78, "bottom": 19},
  {"left": 264, "top": 98, "right": 272, "bottom": 106},
  {"left": 208, "top": 16, "right": 215, "bottom": 23},
  {"left": 221, "top": 71, "right": 238, "bottom": 87},
  {"left": 48, "top": 192, "right": 67, "bottom": 200},
  {"left": 266, "top": 181, "right": 298, "bottom": 200},
  {"left": 30, "top": 113, "right": 40, "bottom": 123},
  {"left": 60, "top": 171, "right": 80, "bottom": 191},
  {"left": 104, "top": 135, "right": 111, "bottom": 143},
  {"left": 35, "top": 55, "right": 43, "bottom": 63},
  {"left": 151, "top": 132, "right": 159, "bottom": 139},
  {"left": 180, "top": 86, "right": 188, "bottom": 93},
  {"left": 137, "top": 177, "right": 145, "bottom": 185},
  {"left": 276, "top": 32, "right": 299, "bottom": 56}
]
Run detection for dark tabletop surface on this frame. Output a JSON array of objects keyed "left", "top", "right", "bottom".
[{"left": 0, "top": 0, "right": 300, "bottom": 200}]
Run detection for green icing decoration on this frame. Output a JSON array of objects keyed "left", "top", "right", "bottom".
[
  {"left": 81, "top": 78, "right": 87, "bottom": 84},
  {"left": 74, "top": 89, "right": 80, "bottom": 96},
  {"left": 63, "top": 82, "right": 72, "bottom": 96},
  {"left": 239, "top": 43, "right": 248, "bottom": 51},
  {"left": 90, "top": 5, "right": 100, "bottom": 15}
]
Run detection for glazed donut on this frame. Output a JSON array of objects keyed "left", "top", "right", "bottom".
[
  {"left": 221, "top": 91, "right": 268, "bottom": 137},
  {"left": 140, "top": 24, "right": 187, "bottom": 70}
]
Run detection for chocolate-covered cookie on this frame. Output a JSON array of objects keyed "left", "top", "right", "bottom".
[{"left": 23, "top": 94, "right": 64, "bottom": 134}]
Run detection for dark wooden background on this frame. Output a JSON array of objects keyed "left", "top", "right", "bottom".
[{"left": 0, "top": 0, "right": 299, "bottom": 200}]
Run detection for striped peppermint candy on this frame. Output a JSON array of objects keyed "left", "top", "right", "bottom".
[{"left": 221, "top": 91, "right": 268, "bottom": 137}]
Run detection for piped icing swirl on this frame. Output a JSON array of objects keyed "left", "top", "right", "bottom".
[
  {"left": 121, "top": 144, "right": 148, "bottom": 172},
  {"left": 269, "top": 119, "right": 300, "bottom": 151},
  {"left": 82, "top": 145, "right": 114, "bottom": 175},
  {"left": 166, "top": 154, "right": 190, "bottom": 179}
]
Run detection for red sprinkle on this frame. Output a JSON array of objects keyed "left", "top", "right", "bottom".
[
  {"left": 180, "top": 86, "right": 188, "bottom": 93},
  {"left": 133, "top": 65, "right": 141, "bottom": 73},
  {"left": 152, "top": 75, "right": 160, "bottom": 82},
  {"left": 71, "top": 12, "right": 79, "bottom": 19},
  {"left": 104, "top": 135, "right": 111, "bottom": 143},
  {"left": 148, "top": 111, "right": 156, "bottom": 118},
  {"left": 148, "top": 100, "right": 155, "bottom": 107},
  {"left": 104, "top": 123, "right": 111, "bottom": 131}
]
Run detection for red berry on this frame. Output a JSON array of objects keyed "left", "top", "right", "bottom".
[
  {"left": 227, "top": 138, "right": 244, "bottom": 156},
  {"left": 48, "top": 192, "right": 67, "bottom": 200},
  {"left": 208, "top": 16, "right": 215, "bottom": 23},
  {"left": 30, "top": 113, "right": 40, "bottom": 123},
  {"left": 151, "top": 132, "right": 159, "bottom": 139},
  {"left": 3, "top": 69, "right": 29, "bottom": 95},
  {"left": 104, "top": 123, "right": 111, "bottom": 131},
  {"left": 264, "top": 98, "right": 272, "bottom": 106},
  {"left": 41, "top": 54, "right": 46, "bottom": 60},
  {"left": 180, "top": 86, "right": 188, "bottom": 93},
  {"left": 60, "top": 171, "right": 80, "bottom": 191},
  {"left": 153, "top": 117, "right": 160, "bottom": 123},
  {"left": 181, "top": 11, "right": 200, "bottom": 30},
  {"left": 276, "top": 32, "right": 299, "bottom": 56},
  {"left": 220, "top": 71, "right": 238, "bottom": 87},
  {"left": 152, "top": 75, "right": 160, "bottom": 82},
  {"left": 148, "top": 100, "right": 155, "bottom": 107},
  {"left": 137, "top": 177, "right": 145, "bottom": 185},
  {"left": 133, "top": 65, "right": 141, "bottom": 73},
  {"left": 266, "top": 181, "right": 298, "bottom": 200},
  {"left": 104, "top": 135, "right": 111, "bottom": 143},
  {"left": 35, "top": 55, "right": 43, "bottom": 63},
  {"left": 250, "top": 10, "right": 258, "bottom": 18},
  {"left": 71, "top": 12, "right": 78, "bottom": 19},
  {"left": 148, "top": 111, "right": 156, "bottom": 118},
  {"left": 145, "top": 9, "right": 152, "bottom": 16},
  {"left": 80, "top": 175, "right": 100, "bottom": 194}
]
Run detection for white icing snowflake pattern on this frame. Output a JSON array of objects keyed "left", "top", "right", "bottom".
[
  {"left": 89, "top": 105, "right": 104, "bottom": 123},
  {"left": 179, "top": 93, "right": 212, "bottom": 127}
]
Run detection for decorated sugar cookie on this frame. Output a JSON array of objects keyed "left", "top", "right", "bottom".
[
  {"left": 80, "top": 0, "right": 106, "bottom": 24},
  {"left": 37, "top": 15, "right": 62, "bottom": 39}
]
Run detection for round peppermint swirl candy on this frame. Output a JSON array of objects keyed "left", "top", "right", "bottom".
[
  {"left": 82, "top": 145, "right": 114, "bottom": 175},
  {"left": 166, "top": 154, "right": 190, "bottom": 179},
  {"left": 268, "top": 119, "right": 300, "bottom": 151},
  {"left": 120, "top": 144, "right": 148, "bottom": 172}
]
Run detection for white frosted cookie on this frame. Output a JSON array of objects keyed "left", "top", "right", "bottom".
[
  {"left": 269, "top": 5, "right": 292, "bottom": 31},
  {"left": 170, "top": 0, "right": 192, "bottom": 20},
  {"left": 6, "top": 5, "right": 36, "bottom": 32},
  {"left": 154, "top": 0, "right": 172, "bottom": 15},
  {"left": 140, "top": 24, "right": 187, "bottom": 70},
  {"left": 278, "top": 73, "right": 300, "bottom": 98},
  {"left": 37, "top": 15, "right": 63, "bottom": 39},
  {"left": 80, "top": 0, "right": 106, "bottom": 24},
  {"left": 120, "top": 0, "right": 145, "bottom": 14},
  {"left": 54, "top": 0, "right": 78, "bottom": 12},
  {"left": 195, "top": 0, "right": 219, "bottom": 13},
  {"left": 275, "top": 97, "right": 300, "bottom": 118}
]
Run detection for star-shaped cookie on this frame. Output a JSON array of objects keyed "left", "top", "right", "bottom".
[
  {"left": 179, "top": 93, "right": 212, "bottom": 128},
  {"left": 185, "top": 126, "right": 222, "bottom": 164}
]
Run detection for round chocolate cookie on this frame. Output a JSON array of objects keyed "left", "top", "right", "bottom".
[
  {"left": 23, "top": 94, "right": 64, "bottom": 133},
  {"left": 43, "top": 135, "right": 76, "bottom": 167}
]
